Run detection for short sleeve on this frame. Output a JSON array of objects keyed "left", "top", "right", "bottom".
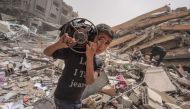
[
  {"left": 52, "top": 48, "right": 70, "bottom": 59},
  {"left": 94, "top": 57, "right": 103, "bottom": 71}
]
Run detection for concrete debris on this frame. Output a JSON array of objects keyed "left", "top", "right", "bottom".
[
  {"left": 32, "top": 97, "right": 56, "bottom": 109},
  {"left": 0, "top": 21, "right": 38, "bottom": 41},
  {"left": 142, "top": 87, "right": 163, "bottom": 109},
  {"left": 111, "top": 5, "right": 190, "bottom": 67},
  {"left": 0, "top": 20, "right": 60, "bottom": 108},
  {"left": 0, "top": 5, "right": 190, "bottom": 109},
  {"left": 82, "top": 94, "right": 103, "bottom": 108},
  {"left": 143, "top": 67, "right": 176, "bottom": 92}
]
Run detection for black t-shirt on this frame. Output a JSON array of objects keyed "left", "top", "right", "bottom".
[{"left": 52, "top": 48, "right": 102, "bottom": 101}]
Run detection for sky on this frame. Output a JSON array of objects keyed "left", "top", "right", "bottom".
[{"left": 63, "top": 0, "right": 190, "bottom": 27}]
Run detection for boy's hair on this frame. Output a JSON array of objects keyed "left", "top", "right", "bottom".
[{"left": 96, "top": 23, "right": 115, "bottom": 39}]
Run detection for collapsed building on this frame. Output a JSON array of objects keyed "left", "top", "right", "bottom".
[
  {"left": 110, "top": 5, "right": 190, "bottom": 69},
  {"left": 0, "top": 0, "right": 78, "bottom": 33}
]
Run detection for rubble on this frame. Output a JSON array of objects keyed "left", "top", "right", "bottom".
[
  {"left": 83, "top": 5, "right": 190, "bottom": 109},
  {"left": 111, "top": 5, "right": 190, "bottom": 67},
  {"left": 0, "top": 5, "right": 190, "bottom": 109},
  {"left": 143, "top": 67, "right": 176, "bottom": 92},
  {"left": 0, "top": 20, "right": 60, "bottom": 108},
  {"left": 141, "top": 87, "right": 163, "bottom": 109}
]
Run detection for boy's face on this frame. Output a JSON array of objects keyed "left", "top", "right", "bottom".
[{"left": 94, "top": 33, "right": 112, "bottom": 54}]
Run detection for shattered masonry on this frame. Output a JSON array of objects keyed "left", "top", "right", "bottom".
[{"left": 0, "top": 5, "right": 190, "bottom": 109}]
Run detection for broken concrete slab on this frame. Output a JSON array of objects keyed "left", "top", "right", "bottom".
[
  {"left": 142, "top": 87, "right": 163, "bottom": 109},
  {"left": 165, "top": 103, "right": 182, "bottom": 109},
  {"left": 2, "top": 91, "right": 19, "bottom": 102},
  {"left": 143, "top": 67, "right": 176, "bottom": 92},
  {"left": 177, "top": 77, "right": 190, "bottom": 88},
  {"left": 112, "top": 5, "right": 170, "bottom": 31},
  {"left": 151, "top": 88, "right": 177, "bottom": 104},
  {"left": 118, "top": 33, "right": 149, "bottom": 54},
  {"left": 180, "top": 101, "right": 190, "bottom": 109},
  {"left": 109, "top": 34, "right": 136, "bottom": 48},
  {"left": 160, "top": 24, "right": 190, "bottom": 31}
]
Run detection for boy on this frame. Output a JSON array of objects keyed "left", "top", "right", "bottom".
[{"left": 43, "top": 23, "right": 114, "bottom": 109}]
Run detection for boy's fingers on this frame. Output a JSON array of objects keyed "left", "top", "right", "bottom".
[
  {"left": 67, "top": 37, "right": 72, "bottom": 42},
  {"left": 86, "top": 44, "right": 90, "bottom": 49},
  {"left": 89, "top": 42, "right": 95, "bottom": 47},
  {"left": 88, "top": 41, "right": 92, "bottom": 45},
  {"left": 64, "top": 36, "right": 72, "bottom": 43}
]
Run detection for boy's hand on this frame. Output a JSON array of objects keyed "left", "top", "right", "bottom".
[
  {"left": 86, "top": 42, "right": 97, "bottom": 58},
  {"left": 57, "top": 33, "right": 76, "bottom": 48}
]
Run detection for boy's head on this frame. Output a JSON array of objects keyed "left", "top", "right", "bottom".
[
  {"left": 94, "top": 23, "right": 114, "bottom": 54},
  {"left": 96, "top": 23, "right": 115, "bottom": 39}
]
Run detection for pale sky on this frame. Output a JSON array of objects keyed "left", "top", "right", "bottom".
[{"left": 64, "top": 0, "right": 190, "bottom": 27}]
